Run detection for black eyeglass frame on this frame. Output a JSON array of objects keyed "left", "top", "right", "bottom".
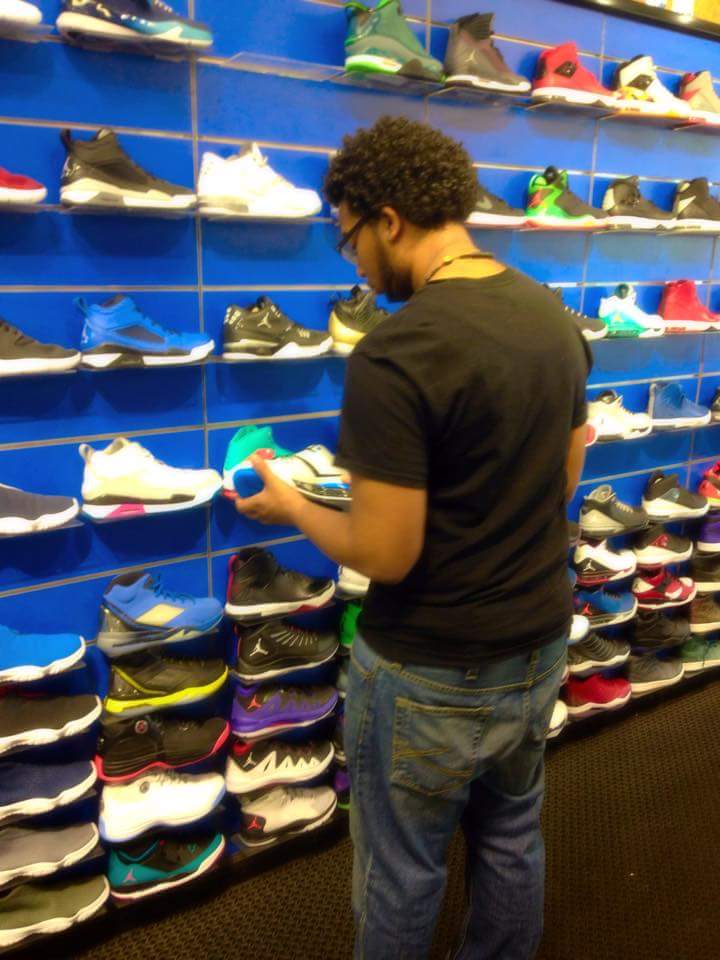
[{"left": 335, "top": 210, "right": 377, "bottom": 258}]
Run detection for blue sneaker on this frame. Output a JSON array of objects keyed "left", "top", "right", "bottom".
[
  {"left": 97, "top": 571, "right": 223, "bottom": 658},
  {"left": 649, "top": 381, "right": 711, "bottom": 430},
  {"left": 574, "top": 588, "right": 638, "bottom": 628},
  {"left": 108, "top": 833, "right": 225, "bottom": 901},
  {"left": 56, "top": 0, "right": 213, "bottom": 49},
  {"left": 78, "top": 296, "right": 214, "bottom": 370},
  {"left": 0, "top": 626, "right": 85, "bottom": 684},
  {"left": 0, "top": 760, "right": 97, "bottom": 824}
]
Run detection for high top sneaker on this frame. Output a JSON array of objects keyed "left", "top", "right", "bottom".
[
  {"left": 697, "top": 460, "right": 720, "bottom": 507},
  {"left": 598, "top": 283, "right": 664, "bottom": 338},
  {"left": 329, "top": 286, "right": 389, "bottom": 355},
  {"left": 60, "top": 129, "right": 196, "bottom": 210},
  {"left": 586, "top": 389, "right": 652, "bottom": 440},
  {"left": 648, "top": 381, "right": 711, "bottom": 429},
  {"left": 343, "top": 0, "right": 443, "bottom": 82},
  {"left": 659, "top": 280, "right": 719, "bottom": 332},
  {"left": 224, "top": 548, "right": 335, "bottom": 619},
  {"left": 672, "top": 178, "right": 720, "bottom": 232},
  {"left": 222, "top": 298, "right": 332, "bottom": 360},
  {"left": 546, "top": 287, "right": 606, "bottom": 341},
  {"left": 525, "top": 166, "right": 608, "bottom": 229},
  {"left": 531, "top": 41, "right": 616, "bottom": 107},
  {"left": 679, "top": 71, "right": 720, "bottom": 125},
  {"left": 615, "top": 55, "right": 691, "bottom": 117},
  {"left": 443, "top": 13, "right": 530, "bottom": 93},
  {"left": 232, "top": 620, "right": 339, "bottom": 682},
  {"left": 469, "top": 183, "right": 527, "bottom": 227},
  {"left": 601, "top": 176, "right": 675, "bottom": 230}
]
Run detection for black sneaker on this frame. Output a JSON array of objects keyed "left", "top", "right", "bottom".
[
  {"left": 0, "top": 483, "right": 79, "bottom": 536},
  {"left": 0, "top": 319, "right": 80, "bottom": 376},
  {"left": 633, "top": 523, "right": 693, "bottom": 566},
  {"left": 95, "top": 715, "right": 230, "bottom": 782},
  {"left": 672, "top": 177, "right": 720, "bottom": 231},
  {"left": 0, "top": 695, "right": 101, "bottom": 754},
  {"left": 443, "top": 13, "right": 530, "bottom": 94},
  {"left": 469, "top": 183, "right": 527, "bottom": 227},
  {"left": 633, "top": 609, "right": 691, "bottom": 650},
  {"left": 711, "top": 387, "right": 720, "bottom": 422},
  {"left": 222, "top": 298, "right": 332, "bottom": 361},
  {"left": 329, "top": 286, "right": 388, "bottom": 356},
  {"left": 690, "top": 553, "right": 720, "bottom": 593},
  {"left": 547, "top": 286, "right": 607, "bottom": 341},
  {"left": 641, "top": 470, "right": 709, "bottom": 520},
  {"left": 601, "top": 176, "right": 675, "bottom": 230},
  {"left": 580, "top": 484, "right": 649, "bottom": 538},
  {"left": 225, "top": 548, "right": 335, "bottom": 620},
  {"left": 60, "top": 129, "right": 196, "bottom": 211},
  {"left": 567, "top": 632, "right": 631, "bottom": 675},
  {"left": 108, "top": 833, "right": 225, "bottom": 902},
  {"left": 627, "top": 653, "right": 684, "bottom": 696},
  {"left": 225, "top": 738, "right": 334, "bottom": 793},
  {"left": 103, "top": 655, "right": 228, "bottom": 717},
  {"left": 232, "top": 620, "right": 339, "bottom": 682}
]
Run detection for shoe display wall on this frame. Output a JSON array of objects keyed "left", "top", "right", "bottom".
[{"left": 4, "top": 0, "right": 720, "bottom": 950}]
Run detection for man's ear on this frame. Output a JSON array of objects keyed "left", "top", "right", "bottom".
[{"left": 379, "top": 205, "right": 402, "bottom": 242}]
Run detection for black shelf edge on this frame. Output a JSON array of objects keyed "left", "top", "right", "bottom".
[{"left": 557, "top": 0, "right": 720, "bottom": 42}]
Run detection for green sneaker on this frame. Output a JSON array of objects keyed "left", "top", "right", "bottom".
[
  {"left": 339, "top": 600, "right": 362, "bottom": 651},
  {"left": 703, "top": 638, "right": 720, "bottom": 669},
  {"left": 344, "top": 0, "right": 444, "bottom": 82},
  {"left": 597, "top": 284, "right": 665, "bottom": 339},
  {"left": 525, "top": 166, "right": 608, "bottom": 229},
  {"left": 222, "top": 425, "right": 291, "bottom": 497},
  {"left": 679, "top": 636, "right": 707, "bottom": 673}
]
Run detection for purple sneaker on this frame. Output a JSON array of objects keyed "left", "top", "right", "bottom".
[
  {"left": 334, "top": 766, "right": 350, "bottom": 810},
  {"left": 698, "top": 515, "right": 720, "bottom": 554},
  {"left": 231, "top": 684, "right": 338, "bottom": 740}
]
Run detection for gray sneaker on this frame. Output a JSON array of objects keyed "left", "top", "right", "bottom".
[
  {"left": 580, "top": 484, "right": 649, "bottom": 538},
  {"left": 0, "top": 823, "right": 99, "bottom": 887},
  {"left": 627, "top": 654, "right": 684, "bottom": 697},
  {"left": 0, "top": 874, "right": 109, "bottom": 948},
  {"left": 568, "top": 632, "right": 631, "bottom": 675},
  {"left": 690, "top": 594, "right": 720, "bottom": 634},
  {"left": 443, "top": 13, "right": 531, "bottom": 93}
]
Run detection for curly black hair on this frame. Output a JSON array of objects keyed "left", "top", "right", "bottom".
[{"left": 324, "top": 115, "right": 478, "bottom": 229}]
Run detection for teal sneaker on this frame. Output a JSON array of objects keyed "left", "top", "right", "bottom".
[
  {"left": 344, "top": 0, "right": 444, "bottom": 82},
  {"left": 598, "top": 284, "right": 665, "bottom": 338},
  {"left": 679, "top": 636, "right": 707, "bottom": 673},
  {"left": 108, "top": 833, "right": 225, "bottom": 901},
  {"left": 222, "top": 425, "right": 292, "bottom": 497}
]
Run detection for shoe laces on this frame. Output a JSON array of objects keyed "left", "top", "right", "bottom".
[
  {"left": 148, "top": 577, "right": 195, "bottom": 605},
  {"left": 124, "top": 302, "right": 174, "bottom": 340}
]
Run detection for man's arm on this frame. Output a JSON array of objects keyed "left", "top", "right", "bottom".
[{"left": 566, "top": 424, "right": 587, "bottom": 503}]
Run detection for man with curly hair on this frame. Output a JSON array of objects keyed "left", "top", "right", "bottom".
[{"left": 235, "top": 116, "right": 590, "bottom": 959}]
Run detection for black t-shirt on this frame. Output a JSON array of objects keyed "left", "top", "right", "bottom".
[{"left": 335, "top": 269, "right": 591, "bottom": 668}]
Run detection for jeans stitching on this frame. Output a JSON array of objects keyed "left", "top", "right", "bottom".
[{"left": 392, "top": 648, "right": 567, "bottom": 696}]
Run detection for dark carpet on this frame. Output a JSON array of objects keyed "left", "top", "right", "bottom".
[{"left": 55, "top": 678, "right": 720, "bottom": 960}]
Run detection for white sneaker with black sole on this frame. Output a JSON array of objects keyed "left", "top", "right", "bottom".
[
  {"left": 574, "top": 540, "right": 636, "bottom": 585},
  {"left": 641, "top": 470, "right": 708, "bottom": 520}
]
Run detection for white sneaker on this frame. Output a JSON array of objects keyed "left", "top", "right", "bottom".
[
  {"left": 337, "top": 565, "right": 369, "bottom": 597},
  {"left": 99, "top": 770, "right": 225, "bottom": 843},
  {"left": 239, "top": 784, "right": 337, "bottom": 847},
  {"left": 225, "top": 740, "right": 335, "bottom": 794},
  {"left": 198, "top": 146, "right": 322, "bottom": 218},
  {"left": 0, "top": 0, "right": 41, "bottom": 26},
  {"left": 570, "top": 613, "right": 589, "bottom": 644},
  {"left": 80, "top": 438, "right": 222, "bottom": 520},
  {"left": 546, "top": 699, "right": 568, "bottom": 739},
  {"left": 599, "top": 284, "right": 665, "bottom": 337},
  {"left": 587, "top": 390, "right": 653, "bottom": 441},
  {"left": 574, "top": 539, "right": 637, "bottom": 586},
  {"left": 616, "top": 56, "right": 691, "bottom": 117}
]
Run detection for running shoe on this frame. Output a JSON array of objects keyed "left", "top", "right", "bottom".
[
  {"left": 104, "top": 655, "right": 228, "bottom": 717},
  {"left": 642, "top": 471, "right": 707, "bottom": 520},
  {"left": 0, "top": 761, "right": 97, "bottom": 825},
  {"left": 468, "top": 184, "right": 527, "bottom": 228},
  {"left": 564, "top": 675, "right": 632, "bottom": 718},
  {"left": 239, "top": 784, "right": 337, "bottom": 847},
  {"left": 627, "top": 654, "right": 684, "bottom": 696},
  {"left": 579, "top": 484, "right": 649, "bottom": 537},
  {"left": 0, "top": 167, "right": 46, "bottom": 205},
  {"left": 329, "top": 286, "right": 389, "bottom": 354},
  {"left": 574, "top": 588, "right": 638, "bottom": 628},
  {"left": 225, "top": 548, "right": 335, "bottom": 620},
  {"left": 343, "top": 0, "right": 443, "bottom": 82},
  {"left": 679, "top": 635, "right": 710, "bottom": 674},
  {"left": 231, "top": 683, "right": 338, "bottom": 740},
  {"left": 573, "top": 540, "right": 636, "bottom": 586},
  {"left": 0, "top": 695, "right": 101, "bottom": 756},
  {"left": 443, "top": 13, "right": 530, "bottom": 93},
  {"left": 698, "top": 462, "right": 720, "bottom": 507},
  {"left": 0, "top": 318, "right": 80, "bottom": 376},
  {"left": 0, "top": 483, "right": 79, "bottom": 535},
  {"left": 697, "top": 514, "right": 720, "bottom": 553},
  {"left": 690, "top": 553, "right": 720, "bottom": 593},
  {"left": 232, "top": 620, "right": 338, "bottom": 683},
  {"left": 225, "top": 739, "right": 334, "bottom": 793},
  {"left": 222, "top": 298, "right": 332, "bottom": 360},
  {"left": 0, "top": 823, "right": 99, "bottom": 888},
  {"left": 0, "top": 626, "right": 85, "bottom": 684},
  {"left": 108, "top": 833, "right": 225, "bottom": 901},
  {"left": 525, "top": 166, "right": 608, "bottom": 229},
  {"left": 648, "top": 382, "right": 711, "bottom": 430},
  {"left": 567, "top": 632, "right": 631, "bottom": 675},
  {"left": 56, "top": 0, "right": 212, "bottom": 48},
  {"left": 633, "top": 609, "right": 691, "bottom": 651},
  {"left": 598, "top": 283, "right": 664, "bottom": 338},
  {"left": 632, "top": 570, "right": 696, "bottom": 609},
  {"left": 587, "top": 390, "right": 652, "bottom": 441},
  {"left": 0, "top": 875, "right": 109, "bottom": 949}
]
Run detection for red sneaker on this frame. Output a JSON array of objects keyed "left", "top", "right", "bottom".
[
  {"left": 531, "top": 42, "right": 617, "bottom": 108},
  {"left": 632, "top": 569, "right": 696, "bottom": 609},
  {"left": 565, "top": 674, "right": 631, "bottom": 718},
  {"left": 0, "top": 167, "right": 47, "bottom": 205},
  {"left": 659, "top": 279, "right": 719, "bottom": 332},
  {"left": 698, "top": 461, "right": 720, "bottom": 506}
]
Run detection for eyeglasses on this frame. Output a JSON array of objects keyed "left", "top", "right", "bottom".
[{"left": 335, "top": 211, "right": 375, "bottom": 264}]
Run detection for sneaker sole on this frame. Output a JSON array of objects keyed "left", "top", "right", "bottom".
[
  {"left": 546, "top": 717, "right": 567, "bottom": 739},
  {"left": 224, "top": 584, "right": 336, "bottom": 620},
  {"left": 673, "top": 219, "right": 720, "bottom": 232},
  {"left": 467, "top": 211, "right": 527, "bottom": 227},
  {"left": 568, "top": 652, "right": 630, "bottom": 674},
  {"left": 0, "top": 878, "right": 110, "bottom": 949},
  {"left": 0, "top": 766, "right": 97, "bottom": 825},
  {"left": 587, "top": 604, "right": 638, "bottom": 628},
  {"left": 643, "top": 501, "right": 709, "bottom": 520},
  {"left": 566, "top": 690, "right": 632, "bottom": 718},
  {"left": 0, "top": 637, "right": 86, "bottom": 683},
  {"left": 575, "top": 566, "right": 636, "bottom": 586},
  {"left": 240, "top": 795, "right": 338, "bottom": 847},
  {"left": 96, "top": 617, "right": 223, "bottom": 657},
  {"left": 636, "top": 592, "right": 697, "bottom": 610},
  {"left": 99, "top": 785, "right": 226, "bottom": 843},
  {"left": 630, "top": 671, "right": 685, "bottom": 696},
  {"left": 651, "top": 416, "right": 712, "bottom": 429},
  {"left": 0, "top": 352, "right": 80, "bottom": 375},
  {"left": 526, "top": 214, "right": 606, "bottom": 229},
  {"left": 231, "top": 702, "right": 337, "bottom": 741},
  {"left": 103, "top": 670, "right": 228, "bottom": 717},
  {"left": 580, "top": 518, "right": 649, "bottom": 537},
  {"left": 530, "top": 87, "right": 617, "bottom": 108},
  {"left": 692, "top": 580, "right": 720, "bottom": 593},
  {"left": 225, "top": 747, "right": 335, "bottom": 794},
  {"left": 82, "top": 484, "right": 220, "bottom": 521},
  {"left": 582, "top": 327, "right": 609, "bottom": 341},
  {"left": 697, "top": 540, "right": 720, "bottom": 553},
  {"left": 0, "top": 824, "right": 100, "bottom": 888},
  {"left": 110, "top": 836, "right": 226, "bottom": 901},
  {"left": 445, "top": 74, "right": 530, "bottom": 94},
  {"left": 95, "top": 722, "right": 230, "bottom": 782},
  {"left": 81, "top": 341, "right": 214, "bottom": 369},
  {"left": 222, "top": 338, "right": 333, "bottom": 361},
  {"left": 607, "top": 215, "right": 676, "bottom": 230},
  {"left": 232, "top": 645, "right": 339, "bottom": 683},
  {"left": 199, "top": 201, "right": 321, "bottom": 218},
  {"left": 633, "top": 546, "right": 693, "bottom": 565},
  {"left": 690, "top": 621, "right": 720, "bottom": 633},
  {"left": 0, "top": 499, "right": 79, "bottom": 535},
  {"left": 0, "top": 697, "right": 101, "bottom": 755},
  {"left": 60, "top": 180, "right": 196, "bottom": 210},
  {"left": 344, "top": 54, "right": 440, "bottom": 81},
  {"left": 55, "top": 11, "right": 212, "bottom": 46}
]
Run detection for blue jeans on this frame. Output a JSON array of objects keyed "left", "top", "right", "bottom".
[{"left": 345, "top": 631, "right": 567, "bottom": 960}]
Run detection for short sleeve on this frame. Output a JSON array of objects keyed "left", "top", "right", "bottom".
[
  {"left": 335, "top": 350, "right": 428, "bottom": 489},
  {"left": 572, "top": 328, "right": 593, "bottom": 429}
]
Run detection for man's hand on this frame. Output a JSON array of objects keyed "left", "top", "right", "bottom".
[{"left": 234, "top": 455, "right": 306, "bottom": 527}]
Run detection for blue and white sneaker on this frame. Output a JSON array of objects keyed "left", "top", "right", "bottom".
[
  {"left": 56, "top": 0, "right": 213, "bottom": 49},
  {"left": 648, "top": 381, "right": 711, "bottom": 430},
  {"left": 97, "top": 571, "right": 223, "bottom": 658},
  {"left": 574, "top": 588, "right": 638, "bottom": 628},
  {"left": 0, "top": 625, "right": 85, "bottom": 683},
  {"left": 78, "top": 296, "right": 214, "bottom": 370},
  {"left": 0, "top": 760, "right": 97, "bottom": 824}
]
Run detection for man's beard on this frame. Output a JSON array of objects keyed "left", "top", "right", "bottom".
[{"left": 376, "top": 244, "right": 414, "bottom": 303}]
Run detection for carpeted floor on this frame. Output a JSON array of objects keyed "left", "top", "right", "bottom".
[{"left": 50, "top": 677, "right": 720, "bottom": 960}]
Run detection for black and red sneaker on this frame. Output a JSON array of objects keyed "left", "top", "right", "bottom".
[
  {"left": 632, "top": 523, "right": 693, "bottom": 567},
  {"left": 224, "top": 548, "right": 335, "bottom": 620}
]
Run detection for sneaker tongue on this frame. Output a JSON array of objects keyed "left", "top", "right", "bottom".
[
  {"left": 101, "top": 295, "right": 126, "bottom": 308},
  {"left": 690, "top": 177, "right": 710, "bottom": 198},
  {"left": 597, "top": 390, "right": 619, "bottom": 405},
  {"left": 590, "top": 484, "right": 613, "bottom": 502},
  {"left": 95, "top": 128, "right": 118, "bottom": 143},
  {"left": 615, "top": 283, "right": 635, "bottom": 303},
  {"left": 543, "top": 166, "right": 562, "bottom": 185}
]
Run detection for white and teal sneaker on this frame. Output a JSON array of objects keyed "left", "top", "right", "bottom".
[{"left": 599, "top": 283, "right": 664, "bottom": 338}]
